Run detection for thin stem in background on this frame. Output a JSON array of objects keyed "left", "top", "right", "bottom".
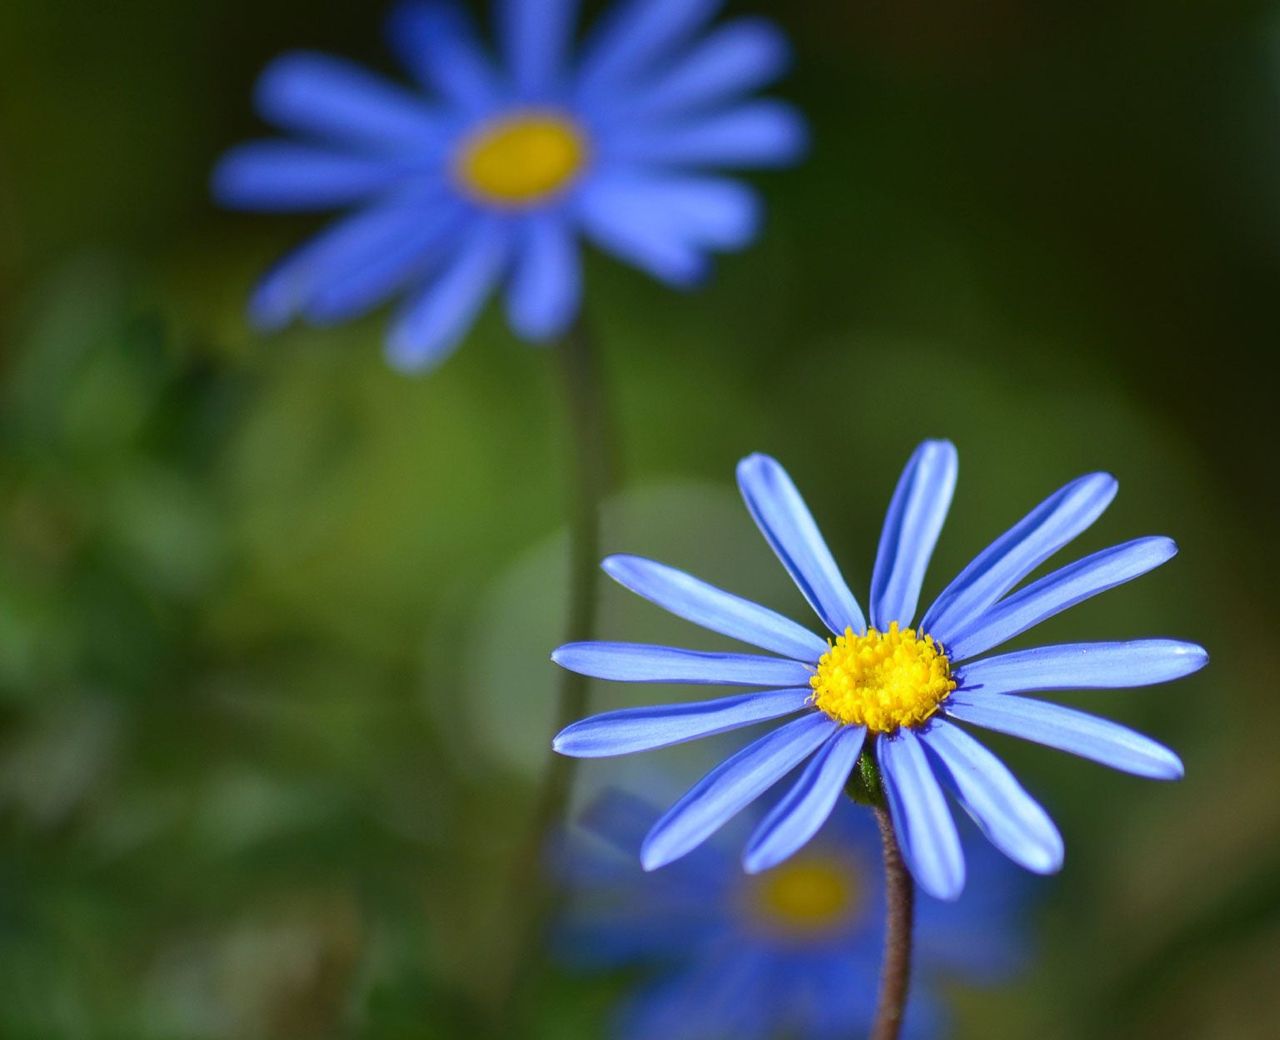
[
  {"left": 541, "top": 317, "right": 611, "bottom": 828},
  {"left": 492, "top": 318, "right": 613, "bottom": 1031},
  {"left": 870, "top": 803, "right": 915, "bottom": 1040}
]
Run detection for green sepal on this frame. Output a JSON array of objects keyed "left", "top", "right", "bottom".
[{"left": 844, "top": 744, "right": 886, "bottom": 808}]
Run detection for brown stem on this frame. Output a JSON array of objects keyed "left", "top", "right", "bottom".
[{"left": 870, "top": 804, "right": 915, "bottom": 1040}]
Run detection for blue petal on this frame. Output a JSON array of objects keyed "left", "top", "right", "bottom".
[
  {"left": 386, "top": 217, "right": 508, "bottom": 371},
  {"left": 601, "top": 18, "right": 791, "bottom": 125},
  {"left": 245, "top": 201, "right": 432, "bottom": 329},
  {"left": 870, "top": 440, "right": 958, "bottom": 630},
  {"left": 504, "top": 213, "right": 580, "bottom": 341},
  {"left": 576, "top": 171, "right": 761, "bottom": 273},
  {"left": 255, "top": 51, "right": 446, "bottom": 152},
  {"left": 742, "top": 724, "right": 866, "bottom": 873},
  {"left": 385, "top": 1, "right": 501, "bottom": 110},
  {"left": 602, "top": 554, "right": 829, "bottom": 661},
  {"left": 551, "top": 642, "right": 814, "bottom": 686},
  {"left": 879, "top": 729, "right": 965, "bottom": 900},
  {"left": 497, "top": 0, "right": 578, "bottom": 95},
  {"left": 735, "top": 453, "right": 866, "bottom": 636},
  {"left": 615, "top": 172, "right": 762, "bottom": 248},
  {"left": 576, "top": 179, "right": 708, "bottom": 286},
  {"left": 946, "top": 537, "right": 1179, "bottom": 662},
  {"left": 802, "top": 964, "right": 880, "bottom": 1039},
  {"left": 921, "top": 472, "right": 1117, "bottom": 643},
  {"left": 576, "top": 0, "right": 723, "bottom": 96},
  {"left": 552, "top": 687, "right": 812, "bottom": 757},
  {"left": 641, "top": 712, "right": 837, "bottom": 870},
  {"left": 604, "top": 101, "right": 807, "bottom": 168},
  {"left": 956, "top": 639, "right": 1209, "bottom": 694},
  {"left": 573, "top": 787, "right": 659, "bottom": 856},
  {"left": 901, "top": 992, "right": 948, "bottom": 1040},
  {"left": 615, "top": 955, "right": 771, "bottom": 1040},
  {"left": 945, "top": 692, "right": 1184, "bottom": 778},
  {"left": 212, "top": 141, "right": 402, "bottom": 211},
  {"left": 557, "top": 916, "right": 713, "bottom": 973},
  {"left": 919, "top": 720, "right": 1063, "bottom": 874},
  {"left": 304, "top": 201, "right": 465, "bottom": 324}
]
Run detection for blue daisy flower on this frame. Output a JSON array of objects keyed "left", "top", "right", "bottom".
[
  {"left": 551, "top": 440, "right": 1208, "bottom": 899},
  {"left": 556, "top": 789, "right": 1032, "bottom": 1040},
  {"left": 212, "top": 0, "right": 806, "bottom": 371}
]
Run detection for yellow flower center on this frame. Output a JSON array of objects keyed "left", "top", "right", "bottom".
[
  {"left": 746, "top": 855, "right": 860, "bottom": 936},
  {"left": 452, "top": 110, "right": 588, "bottom": 207},
  {"left": 809, "top": 622, "right": 955, "bottom": 733}
]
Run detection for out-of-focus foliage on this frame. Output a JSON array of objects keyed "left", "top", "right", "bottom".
[{"left": 2, "top": 1, "right": 1279, "bottom": 1038}]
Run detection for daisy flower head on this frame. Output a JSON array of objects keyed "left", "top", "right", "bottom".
[
  {"left": 557, "top": 789, "right": 1031, "bottom": 1040},
  {"left": 212, "top": 0, "right": 806, "bottom": 372},
  {"left": 551, "top": 441, "right": 1208, "bottom": 900}
]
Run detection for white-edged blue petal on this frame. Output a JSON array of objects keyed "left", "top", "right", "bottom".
[
  {"left": 576, "top": 0, "right": 723, "bottom": 96},
  {"left": 921, "top": 472, "right": 1117, "bottom": 643},
  {"left": 255, "top": 51, "right": 447, "bottom": 152},
  {"left": 505, "top": 213, "right": 581, "bottom": 341},
  {"left": 946, "top": 537, "right": 1178, "bottom": 662},
  {"left": 498, "top": 0, "right": 578, "bottom": 95},
  {"left": 879, "top": 729, "right": 965, "bottom": 900},
  {"left": 552, "top": 687, "right": 812, "bottom": 757},
  {"left": 550, "top": 642, "right": 814, "bottom": 686},
  {"left": 304, "top": 201, "right": 464, "bottom": 324},
  {"left": 920, "top": 720, "right": 1063, "bottom": 874},
  {"left": 945, "top": 692, "right": 1184, "bottom": 779},
  {"left": 386, "top": 1, "right": 500, "bottom": 110},
  {"left": 640, "top": 712, "right": 837, "bottom": 870},
  {"left": 736, "top": 453, "right": 866, "bottom": 636},
  {"left": 604, "top": 101, "right": 807, "bottom": 168},
  {"left": 870, "top": 440, "right": 958, "bottom": 630},
  {"left": 742, "top": 724, "right": 866, "bottom": 873},
  {"left": 955, "top": 639, "right": 1209, "bottom": 695},
  {"left": 211, "top": 141, "right": 402, "bottom": 211},
  {"left": 386, "top": 217, "right": 509, "bottom": 371},
  {"left": 576, "top": 179, "right": 708, "bottom": 286},
  {"left": 602, "top": 554, "right": 829, "bottom": 661},
  {"left": 601, "top": 18, "right": 791, "bottom": 124}
]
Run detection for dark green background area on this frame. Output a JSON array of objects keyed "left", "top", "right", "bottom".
[{"left": 1, "top": 2, "right": 1277, "bottom": 1037}]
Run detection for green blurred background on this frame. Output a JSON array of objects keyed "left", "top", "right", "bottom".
[{"left": 1, "top": 1, "right": 1277, "bottom": 1037}]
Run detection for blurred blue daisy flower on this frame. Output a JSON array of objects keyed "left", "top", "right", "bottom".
[
  {"left": 552, "top": 440, "right": 1208, "bottom": 899},
  {"left": 556, "top": 789, "right": 1031, "bottom": 1040},
  {"left": 212, "top": 0, "right": 806, "bottom": 371}
]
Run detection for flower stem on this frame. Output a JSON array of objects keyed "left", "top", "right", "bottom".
[
  {"left": 542, "top": 317, "right": 610, "bottom": 827},
  {"left": 493, "top": 319, "right": 612, "bottom": 1028},
  {"left": 870, "top": 803, "right": 915, "bottom": 1040}
]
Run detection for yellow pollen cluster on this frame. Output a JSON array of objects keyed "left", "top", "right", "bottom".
[
  {"left": 809, "top": 622, "right": 955, "bottom": 733},
  {"left": 747, "top": 857, "right": 860, "bottom": 936},
  {"left": 453, "top": 110, "right": 588, "bottom": 206}
]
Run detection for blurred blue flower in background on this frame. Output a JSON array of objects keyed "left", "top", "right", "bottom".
[
  {"left": 552, "top": 441, "right": 1208, "bottom": 899},
  {"left": 556, "top": 789, "right": 1031, "bottom": 1040},
  {"left": 212, "top": 0, "right": 806, "bottom": 371}
]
